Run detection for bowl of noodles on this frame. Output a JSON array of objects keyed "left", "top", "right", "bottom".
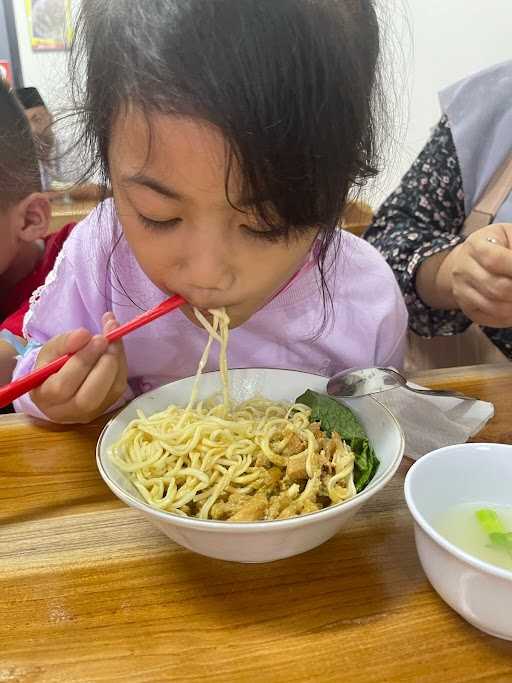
[
  {"left": 97, "top": 366, "right": 404, "bottom": 563},
  {"left": 97, "top": 308, "right": 403, "bottom": 562}
]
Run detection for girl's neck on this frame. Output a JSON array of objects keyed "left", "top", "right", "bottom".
[{"left": 0, "top": 240, "right": 45, "bottom": 291}]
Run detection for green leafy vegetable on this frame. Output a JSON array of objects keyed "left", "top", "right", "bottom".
[
  {"left": 295, "top": 389, "right": 379, "bottom": 493},
  {"left": 489, "top": 532, "right": 512, "bottom": 554},
  {"left": 476, "top": 508, "right": 512, "bottom": 557},
  {"left": 476, "top": 508, "right": 506, "bottom": 534}
]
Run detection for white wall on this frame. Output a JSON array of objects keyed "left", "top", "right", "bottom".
[
  {"left": 12, "top": 0, "right": 80, "bottom": 114},
  {"left": 373, "top": 0, "right": 512, "bottom": 206}
]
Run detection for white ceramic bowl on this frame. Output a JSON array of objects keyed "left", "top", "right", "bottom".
[
  {"left": 97, "top": 368, "right": 404, "bottom": 563},
  {"left": 404, "top": 443, "right": 512, "bottom": 640}
]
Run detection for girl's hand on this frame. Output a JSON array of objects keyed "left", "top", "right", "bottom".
[
  {"left": 30, "top": 313, "right": 128, "bottom": 423},
  {"left": 434, "top": 223, "right": 512, "bottom": 328}
]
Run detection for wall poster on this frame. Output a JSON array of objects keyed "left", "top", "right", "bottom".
[{"left": 25, "top": 0, "right": 73, "bottom": 51}]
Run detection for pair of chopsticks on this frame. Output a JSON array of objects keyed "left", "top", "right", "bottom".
[{"left": 0, "top": 294, "right": 186, "bottom": 409}]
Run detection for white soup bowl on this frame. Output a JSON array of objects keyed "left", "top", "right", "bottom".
[{"left": 97, "top": 368, "right": 404, "bottom": 563}]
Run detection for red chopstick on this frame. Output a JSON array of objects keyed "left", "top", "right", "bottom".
[{"left": 0, "top": 294, "right": 186, "bottom": 409}]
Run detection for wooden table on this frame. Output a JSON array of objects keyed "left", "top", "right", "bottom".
[
  {"left": 49, "top": 199, "right": 98, "bottom": 234},
  {"left": 1, "top": 364, "right": 512, "bottom": 682}
]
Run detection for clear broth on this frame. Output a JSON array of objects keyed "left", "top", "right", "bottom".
[{"left": 434, "top": 502, "right": 512, "bottom": 572}]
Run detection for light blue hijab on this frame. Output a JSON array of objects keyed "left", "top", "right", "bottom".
[{"left": 439, "top": 60, "right": 512, "bottom": 223}]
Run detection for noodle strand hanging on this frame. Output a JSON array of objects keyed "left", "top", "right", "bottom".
[{"left": 110, "top": 308, "right": 358, "bottom": 521}]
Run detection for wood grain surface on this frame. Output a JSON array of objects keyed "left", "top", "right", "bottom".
[{"left": 1, "top": 365, "right": 512, "bottom": 682}]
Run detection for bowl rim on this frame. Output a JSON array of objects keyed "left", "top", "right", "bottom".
[
  {"left": 96, "top": 367, "right": 405, "bottom": 531},
  {"left": 404, "top": 443, "right": 512, "bottom": 582}
]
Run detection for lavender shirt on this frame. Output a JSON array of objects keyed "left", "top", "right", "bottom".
[{"left": 14, "top": 201, "right": 408, "bottom": 419}]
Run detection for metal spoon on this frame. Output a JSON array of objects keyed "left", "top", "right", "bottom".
[{"left": 327, "top": 367, "right": 477, "bottom": 401}]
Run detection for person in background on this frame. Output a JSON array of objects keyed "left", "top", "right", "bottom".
[
  {"left": 365, "top": 61, "right": 512, "bottom": 368},
  {"left": 16, "top": 86, "right": 105, "bottom": 201},
  {"left": 0, "top": 78, "right": 74, "bottom": 389},
  {"left": 12, "top": 0, "right": 407, "bottom": 424},
  {"left": 15, "top": 87, "right": 55, "bottom": 192}
]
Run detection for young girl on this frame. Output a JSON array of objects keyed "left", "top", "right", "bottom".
[{"left": 13, "top": 0, "right": 407, "bottom": 423}]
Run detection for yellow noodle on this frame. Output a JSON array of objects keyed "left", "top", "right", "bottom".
[{"left": 110, "top": 307, "right": 357, "bottom": 521}]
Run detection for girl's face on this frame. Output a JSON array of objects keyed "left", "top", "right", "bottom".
[{"left": 109, "top": 110, "right": 317, "bottom": 327}]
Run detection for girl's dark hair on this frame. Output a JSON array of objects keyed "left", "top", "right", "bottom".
[
  {"left": 0, "top": 79, "right": 41, "bottom": 209},
  {"left": 71, "top": 0, "right": 384, "bottom": 318}
]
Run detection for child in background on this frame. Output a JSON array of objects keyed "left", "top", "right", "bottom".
[
  {"left": 13, "top": 0, "right": 408, "bottom": 423},
  {"left": 0, "top": 79, "right": 74, "bottom": 386},
  {"left": 16, "top": 86, "right": 106, "bottom": 201},
  {"left": 15, "top": 87, "right": 56, "bottom": 192}
]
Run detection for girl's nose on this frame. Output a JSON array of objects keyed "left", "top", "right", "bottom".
[{"left": 179, "top": 224, "right": 235, "bottom": 293}]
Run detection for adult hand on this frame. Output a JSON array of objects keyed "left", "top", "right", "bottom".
[{"left": 432, "top": 223, "right": 512, "bottom": 327}]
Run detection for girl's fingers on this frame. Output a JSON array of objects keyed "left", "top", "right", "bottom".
[
  {"left": 33, "top": 312, "right": 129, "bottom": 417},
  {"left": 35, "top": 328, "right": 92, "bottom": 369},
  {"left": 40, "top": 340, "right": 128, "bottom": 422},
  {"left": 74, "top": 318, "right": 128, "bottom": 417},
  {"left": 103, "top": 313, "right": 128, "bottom": 378},
  {"left": 64, "top": 328, "right": 96, "bottom": 355},
  {"left": 73, "top": 319, "right": 128, "bottom": 414},
  {"left": 97, "top": 361, "right": 128, "bottom": 416},
  {"left": 71, "top": 346, "right": 122, "bottom": 414},
  {"left": 32, "top": 312, "right": 129, "bottom": 421},
  {"left": 34, "top": 334, "right": 109, "bottom": 405},
  {"left": 102, "top": 311, "right": 116, "bottom": 333}
]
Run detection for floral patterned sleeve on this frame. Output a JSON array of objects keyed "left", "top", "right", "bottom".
[{"left": 364, "top": 115, "right": 471, "bottom": 338}]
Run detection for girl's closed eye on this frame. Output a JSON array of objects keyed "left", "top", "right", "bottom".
[
  {"left": 138, "top": 214, "right": 182, "bottom": 231},
  {"left": 240, "top": 222, "right": 288, "bottom": 243},
  {"left": 139, "top": 209, "right": 287, "bottom": 243},
  {"left": 240, "top": 205, "right": 289, "bottom": 243}
]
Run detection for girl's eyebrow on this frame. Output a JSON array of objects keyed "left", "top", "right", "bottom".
[
  {"left": 123, "top": 172, "right": 248, "bottom": 210},
  {"left": 122, "top": 173, "right": 183, "bottom": 200}
]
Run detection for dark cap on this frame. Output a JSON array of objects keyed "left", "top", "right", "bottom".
[{"left": 15, "top": 86, "right": 46, "bottom": 110}]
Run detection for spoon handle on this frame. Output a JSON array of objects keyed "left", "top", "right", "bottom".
[{"left": 405, "top": 385, "right": 477, "bottom": 401}]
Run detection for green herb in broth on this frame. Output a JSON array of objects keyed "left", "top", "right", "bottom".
[
  {"left": 476, "top": 508, "right": 512, "bottom": 558},
  {"left": 435, "top": 503, "right": 512, "bottom": 572}
]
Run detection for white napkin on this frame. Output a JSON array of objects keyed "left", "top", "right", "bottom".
[{"left": 374, "top": 383, "right": 495, "bottom": 460}]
